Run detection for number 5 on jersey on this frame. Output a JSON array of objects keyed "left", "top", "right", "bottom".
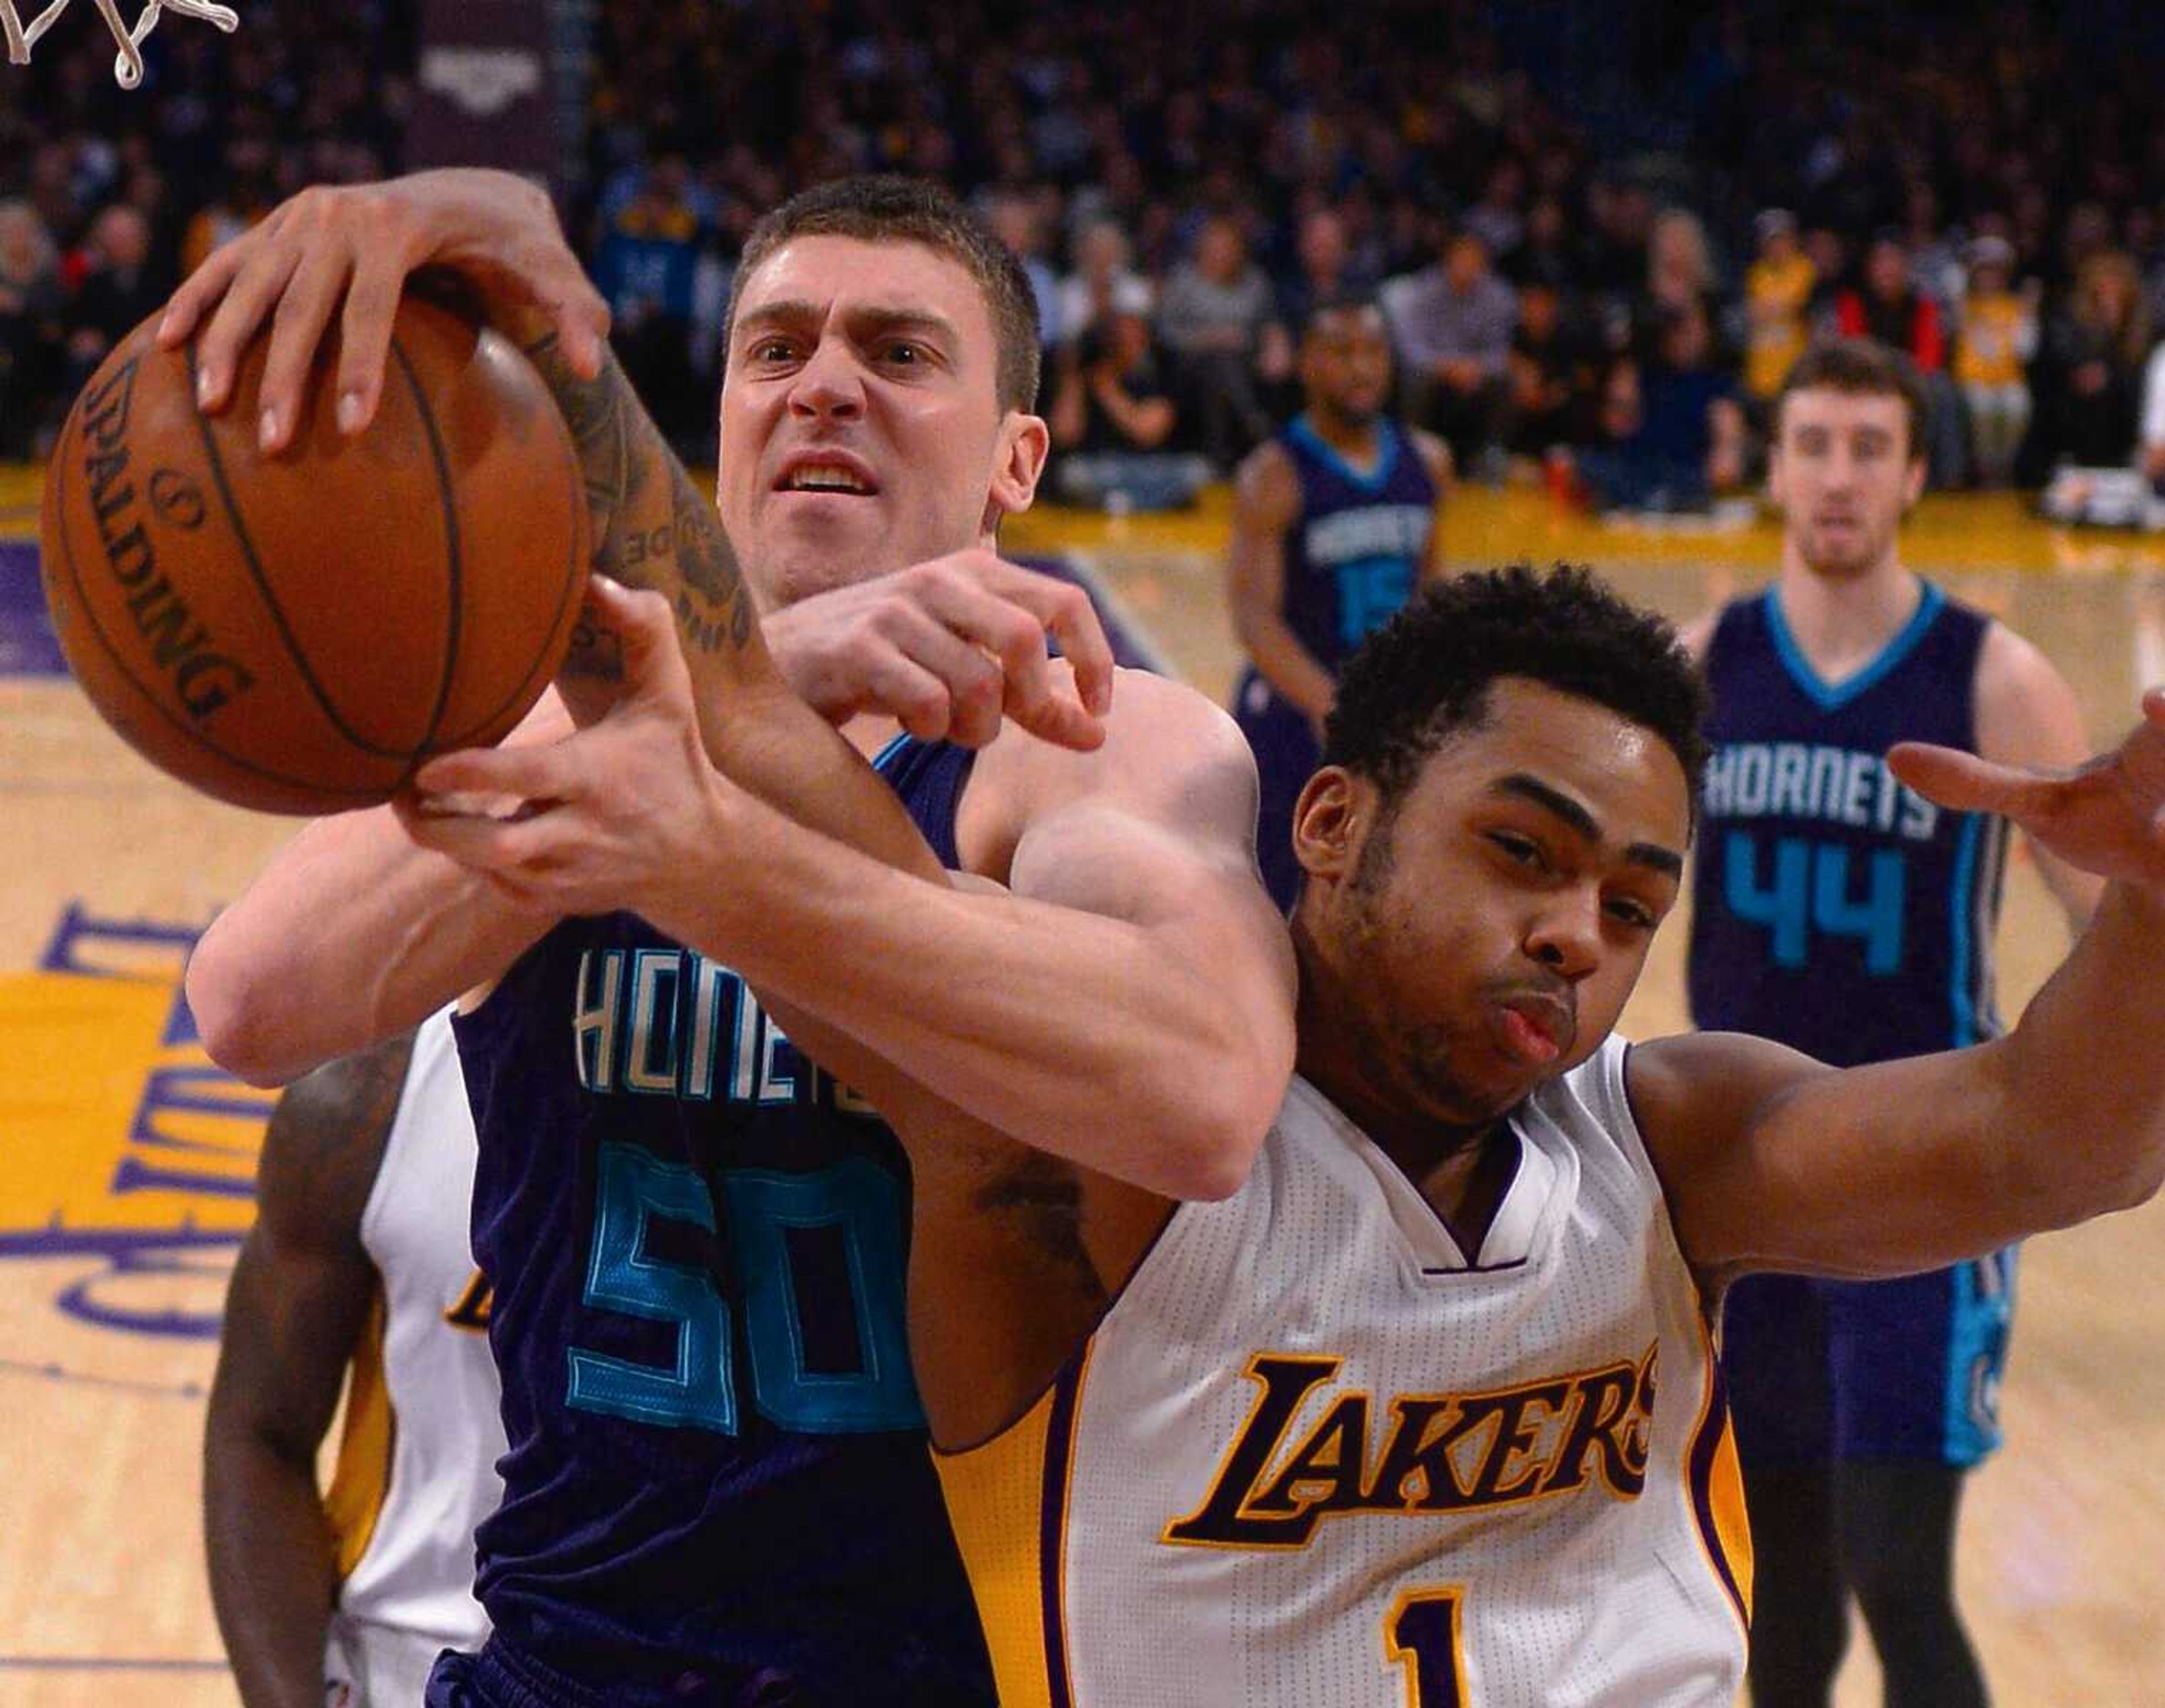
[
  {"left": 1386, "top": 1587, "right": 1470, "bottom": 1707},
  {"left": 566, "top": 1141, "right": 921, "bottom": 1435}
]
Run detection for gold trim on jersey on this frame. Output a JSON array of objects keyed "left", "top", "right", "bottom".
[
  {"left": 1685, "top": 1312, "right": 1754, "bottom": 1631},
  {"left": 932, "top": 1343, "right": 1094, "bottom": 1708},
  {"left": 324, "top": 1284, "right": 394, "bottom": 1581}
]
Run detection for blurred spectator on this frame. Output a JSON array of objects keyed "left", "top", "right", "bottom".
[
  {"left": 180, "top": 138, "right": 277, "bottom": 278},
  {"left": 1742, "top": 210, "right": 1815, "bottom": 413},
  {"left": 1156, "top": 214, "right": 1288, "bottom": 469},
  {"left": 1505, "top": 194, "right": 1577, "bottom": 294},
  {"left": 1802, "top": 226, "right": 1852, "bottom": 328},
  {"left": 1643, "top": 209, "right": 1718, "bottom": 325},
  {"left": 1058, "top": 218, "right": 1153, "bottom": 353},
  {"left": 1461, "top": 156, "right": 1527, "bottom": 268},
  {"left": 63, "top": 206, "right": 166, "bottom": 388},
  {"left": 593, "top": 154, "right": 708, "bottom": 452},
  {"left": 1898, "top": 179, "right": 1964, "bottom": 311},
  {"left": 1505, "top": 280, "right": 1582, "bottom": 457},
  {"left": 1838, "top": 235, "right": 1944, "bottom": 370},
  {"left": 1049, "top": 306, "right": 1211, "bottom": 511},
  {"left": 1952, "top": 236, "right": 2039, "bottom": 488},
  {"left": 0, "top": 200, "right": 64, "bottom": 459},
  {"left": 1276, "top": 207, "right": 1378, "bottom": 334},
  {"left": 1839, "top": 234, "right": 1964, "bottom": 483},
  {"left": 1384, "top": 230, "right": 1516, "bottom": 474},
  {"left": 984, "top": 191, "right": 1061, "bottom": 351},
  {"left": 2039, "top": 250, "right": 2150, "bottom": 468},
  {"left": 1562, "top": 300, "right": 1744, "bottom": 512}
]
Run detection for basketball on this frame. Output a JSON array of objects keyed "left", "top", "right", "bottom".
[{"left": 36, "top": 295, "right": 590, "bottom": 815}]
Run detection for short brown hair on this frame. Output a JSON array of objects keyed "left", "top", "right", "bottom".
[
  {"left": 1775, "top": 338, "right": 1928, "bottom": 461},
  {"left": 726, "top": 176, "right": 1042, "bottom": 413}
]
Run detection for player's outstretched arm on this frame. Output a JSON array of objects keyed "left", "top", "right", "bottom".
[
  {"left": 1632, "top": 691, "right": 2165, "bottom": 1283},
  {"left": 204, "top": 1033, "right": 414, "bottom": 1708}
]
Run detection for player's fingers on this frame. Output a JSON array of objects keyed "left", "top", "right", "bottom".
[
  {"left": 544, "top": 268, "right": 612, "bottom": 380},
  {"left": 412, "top": 738, "right": 580, "bottom": 804},
  {"left": 998, "top": 566, "right": 1115, "bottom": 718},
  {"left": 872, "top": 604, "right": 1006, "bottom": 744},
  {"left": 157, "top": 238, "right": 255, "bottom": 348},
  {"left": 191, "top": 242, "right": 306, "bottom": 413},
  {"left": 2143, "top": 684, "right": 2165, "bottom": 728},
  {"left": 397, "top": 794, "right": 571, "bottom": 876},
  {"left": 332, "top": 250, "right": 410, "bottom": 437},
  {"left": 257, "top": 246, "right": 357, "bottom": 452},
  {"left": 1886, "top": 741, "right": 2063, "bottom": 820},
  {"left": 587, "top": 578, "right": 695, "bottom": 705},
  {"left": 1011, "top": 661, "right": 1109, "bottom": 754}
]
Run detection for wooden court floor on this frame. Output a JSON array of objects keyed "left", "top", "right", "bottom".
[{"left": 4, "top": 466, "right": 2163, "bottom": 1704}]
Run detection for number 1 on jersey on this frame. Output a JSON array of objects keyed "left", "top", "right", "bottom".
[{"left": 1385, "top": 1587, "right": 1470, "bottom": 1707}]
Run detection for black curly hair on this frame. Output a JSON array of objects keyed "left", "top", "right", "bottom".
[{"left": 1322, "top": 563, "right": 1709, "bottom": 821}]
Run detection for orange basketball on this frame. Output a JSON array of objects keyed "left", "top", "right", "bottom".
[{"left": 38, "top": 296, "right": 590, "bottom": 815}]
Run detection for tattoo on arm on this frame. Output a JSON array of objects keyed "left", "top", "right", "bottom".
[{"left": 522, "top": 333, "right": 754, "bottom": 660}]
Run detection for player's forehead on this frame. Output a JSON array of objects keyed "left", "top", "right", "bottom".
[
  {"left": 1779, "top": 387, "right": 1905, "bottom": 439},
  {"left": 732, "top": 234, "right": 996, "bottom": 353},
  {"left": 1417, "top": 679, "right": 1691, "bottom": 848}
]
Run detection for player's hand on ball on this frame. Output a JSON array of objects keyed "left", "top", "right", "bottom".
[
  {"left": 157, "top": 168, "right": 609, "bottom": 454},
  {"left": 1889, "top": 687, "right": 2165, "bottom": 896},
  {"left": 396, "top": 577, "right": 726, "bottom": 922},
  {"left": 758, "top": 549, "right": 1116, "bottom": 751}
]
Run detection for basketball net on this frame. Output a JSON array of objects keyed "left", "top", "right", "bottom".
[{"left": 1, "top": 0, "right": 238, "bottom": 89}]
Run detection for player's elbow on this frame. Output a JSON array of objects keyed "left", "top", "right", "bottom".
[
  {"left": 2102, "top": 1142, "right": 2165, "bottom": 1217},
  {"left": 2008, "top": 1125, "right": 2165, "bottom": 1231},
  {"left": 185, "top": 935, "right": 297, "bottom": 1088},
  {"left": 1161, "top": 1066, "right": 1281, "bottom": 1202}
]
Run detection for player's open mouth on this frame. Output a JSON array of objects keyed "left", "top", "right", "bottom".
[{"left": 775, "top": 453, "right": 881, "bottom": 495}]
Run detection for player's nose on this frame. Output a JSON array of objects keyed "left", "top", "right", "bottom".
[
  {"left": 1526, "top": 892, "right": 1602, "bottom": 981},
  {"left": 787, "top": 339, "right": 867, "bottom": 421}
]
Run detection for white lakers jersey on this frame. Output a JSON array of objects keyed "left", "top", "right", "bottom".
[
  {"left": 936, "top": 1037, "right": 1751, "bottom": 1707},
  {"left": 323, "top": 1008, "right": 504, "bottom": 1671}
]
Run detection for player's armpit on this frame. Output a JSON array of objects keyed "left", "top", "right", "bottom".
[{"left": 901, "top": 1120, "right": 1174, "bottom": 1450}]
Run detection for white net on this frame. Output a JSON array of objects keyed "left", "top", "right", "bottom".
[{"left": 1, "top": 0, "right": 238, "bottom": 89}]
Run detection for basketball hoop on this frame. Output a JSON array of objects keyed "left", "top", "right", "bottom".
[{"left": 1, "top": 0, "right": 238, "bottom": 90}]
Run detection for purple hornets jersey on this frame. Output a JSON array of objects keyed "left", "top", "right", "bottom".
[
  {"left": 450, "top": 734, "right": 992, "bottom": 1707},
  {"left": 1688, "top": 584, "right": 2009, "bottom": 1066},
  {"left": 1276, "top": 414, "right": 1438, "bottom": 673}
]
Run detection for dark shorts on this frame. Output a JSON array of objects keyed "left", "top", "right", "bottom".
[
  {"left": 425, "top": 1644, "right": 609, "bottom": 1708},
  {"left": 1231, "top": 667, "right": 1322, "bottom": 915},
  {"left": 1720, "top": 1250, "right": 2016, "bottom": 1469}
]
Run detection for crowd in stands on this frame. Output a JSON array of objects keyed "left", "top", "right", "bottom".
[{"left": 12, "top": 0, "right": 2165, "bottom": 514}]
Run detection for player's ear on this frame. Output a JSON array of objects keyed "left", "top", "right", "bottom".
[
  {"left": 1292, "top": 765, "right": 1366, "bottom": 885},
  {"left": 1902, "top": 448, "right": 1927, "bottom": 509},
  {"left": 986, "top": 409, "right": 1049, "bottom": 524}
]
